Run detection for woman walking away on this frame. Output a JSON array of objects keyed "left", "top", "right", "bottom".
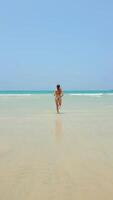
[{"left": 54, "top": 85, "right": 63, "bottom": 114}]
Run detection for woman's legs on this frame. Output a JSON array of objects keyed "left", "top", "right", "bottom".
[
  {"left": 55, "top": 99, "right": 59, "bottom": 113},
  {"left": 59, "top": 98, "right": 62, "bottom": 108},
  {"left": 55, "top": 98, "right": 62, "bottom": 113}
]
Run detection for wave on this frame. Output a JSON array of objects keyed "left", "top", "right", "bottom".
[
  {"left": 0, "top": 94, "right": 32, "bottom": 96},
  {"left": 0, "top": 93, "right": 52, "bottom": 97},
  {"left": 68, "top": 93, "right": 113, "bottom": 97},
  {"left": 0, "top": 92, "right": 113, "bottom": 97}
]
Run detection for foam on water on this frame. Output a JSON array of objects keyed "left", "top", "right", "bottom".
[
  {"left": 69, "top": 93, "right": 103, "bottom": 97},
  {"left": 0, "top": 90, "right": 113, "bottom": 97},
  {"left": 0, "top": 94, "right": 32, "bottom": 96}
]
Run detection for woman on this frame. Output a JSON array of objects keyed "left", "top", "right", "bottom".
[{"left": 54, "top": 85, "right": 63, "bottom": 113}]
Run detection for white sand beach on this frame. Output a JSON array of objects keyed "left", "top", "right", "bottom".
[{"left": 0, "top": 94, "right": 113, "bottom": 200}]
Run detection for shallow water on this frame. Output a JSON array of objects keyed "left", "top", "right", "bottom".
[{"left": 0, "top": 94, "right": 113, "bottom": 200}]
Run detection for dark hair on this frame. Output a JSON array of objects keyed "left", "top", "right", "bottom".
[{"left": 57, "top": 84, "right": 60, "bottom": 90}]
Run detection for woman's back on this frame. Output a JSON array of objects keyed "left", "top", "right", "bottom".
[{"left": 55, "top": 88, "right": 62, "bottom": 97}]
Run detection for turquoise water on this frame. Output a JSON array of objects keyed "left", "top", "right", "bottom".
[{"left": 0, "top": 90, "right": 113, "bottom": 95}]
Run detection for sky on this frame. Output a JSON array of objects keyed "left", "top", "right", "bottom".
[{"left": 0, "top": 0, "right": 113, "bottom": 90}]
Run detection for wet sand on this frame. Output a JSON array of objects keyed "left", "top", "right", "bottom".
[{"left": 0, "top": 95, "right": 113, "bottom": 200}]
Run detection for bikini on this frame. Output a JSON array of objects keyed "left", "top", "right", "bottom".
[{"left": 55, "top": 96, "right": 61, "bottom": 101}]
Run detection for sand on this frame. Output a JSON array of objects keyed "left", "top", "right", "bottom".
[{"left": 0, "top": 94, "right": 113, "bottom": 200}]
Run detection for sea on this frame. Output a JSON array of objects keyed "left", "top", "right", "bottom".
[{"left": 0, "top": 89, "right": 113, "bottom": 95}]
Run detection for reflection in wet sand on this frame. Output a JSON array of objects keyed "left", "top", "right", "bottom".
[
  {"left": 54, "top": 116, "right": 63, "bottom": 144},
  {"left": 0, "top": 95, "right": 113, "bottom": 200}
]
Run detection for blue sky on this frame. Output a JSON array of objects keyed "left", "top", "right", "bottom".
[{"left": 0, "top": 0, "right": 113, "bottom": 90}]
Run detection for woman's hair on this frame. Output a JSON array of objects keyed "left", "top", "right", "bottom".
[{"left": 56, "top": 84, "right": 60, "bottom": 90}]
